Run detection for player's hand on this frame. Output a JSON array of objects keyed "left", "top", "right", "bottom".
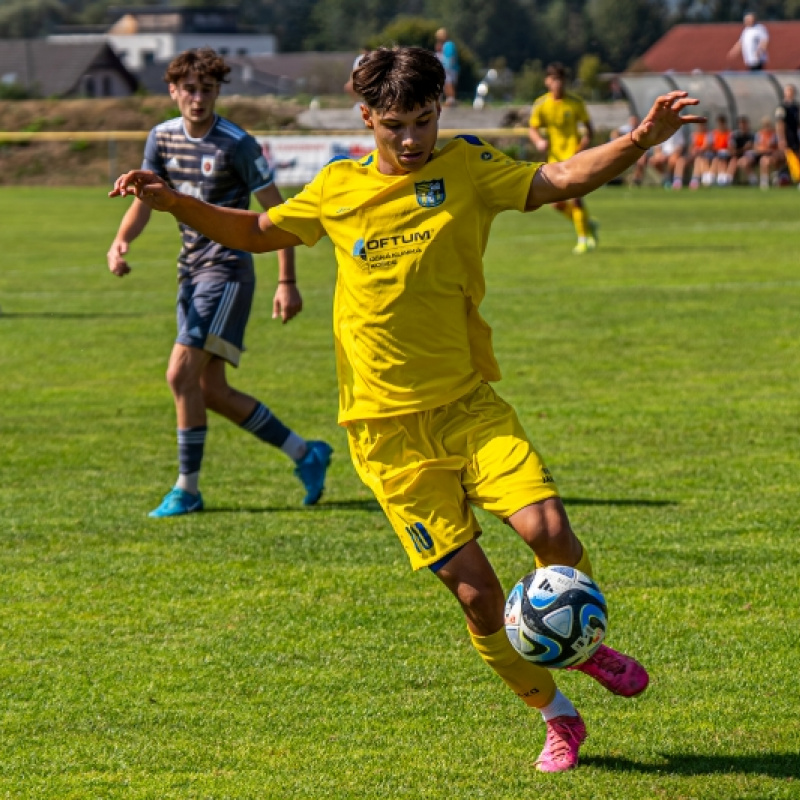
[
  {"left": 634, "top": 91, "right": 706, "bottom": 150},
  {"left": 109, "top": 170, "right": 178, "bottom": 212},
  {"left": 107, "top": 239, "right": 131, "bottom": 277},
  {"left": 272, "top": 282, "right": 303, "bottom": 324}
]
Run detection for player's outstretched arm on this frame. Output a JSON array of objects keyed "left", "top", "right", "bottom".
[
  {"left": 109, "top": 170, "right": 302, "bottom": 254},
  {"left": 527, "top": 91, "right": 705, "bottom": 209}
]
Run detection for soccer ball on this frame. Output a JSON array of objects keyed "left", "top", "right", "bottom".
[{"left": 504, "top": 566, "right": 607, "bottom": 669}]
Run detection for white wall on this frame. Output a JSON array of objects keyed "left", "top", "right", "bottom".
[{"left": 49, "top": 33, "right": 277, "bottom": 70}]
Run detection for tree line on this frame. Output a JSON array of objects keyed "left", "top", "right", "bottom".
[{"left": 2, "top": 0, "right": 799, "bottom": 87}]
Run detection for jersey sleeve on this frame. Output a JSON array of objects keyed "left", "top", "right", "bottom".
[
  {"left": 266, "top": 170, "right": 326, "bottom": 247},
  {"left": 529, "top": 97, "right": 545, "bottom": 129},
  {"left": 234, "top": 134, "right": 275, "bottom": 194},
  {"left": 458, "top": 136, "right": 540, "bottom": 213},
  {"left": 141, "top": 129, "right": 166, "bottom": 177}
]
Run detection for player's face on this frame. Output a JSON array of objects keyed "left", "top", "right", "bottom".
[
  {"left": 546, "top": 75, "right": 565, "bottom": 99},
  {"left": 170, "top": 71, "right": 220, "bottom": 136},
  {"left": 362, "top": 101, "right": 441, "bottom": 176}
]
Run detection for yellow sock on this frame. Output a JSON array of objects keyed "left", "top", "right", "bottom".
[
  {"left": 469, "top": 627, "right": 556, "bottom": 709},
  {"left": 573, "top": 203, "right": 590, "bottom": 238},
  {"left": 535, "top": 542, "right": 594, "bottom": 578},
  {"left": 555, "top": 204, "right": 574, "bottom": 223}
]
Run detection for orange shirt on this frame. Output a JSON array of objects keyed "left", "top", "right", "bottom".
[
  {"left": 754, "top": 128, "right": 776, "bottom": 152},
  {"left": 692, "top": 130, "right": 710, "bottom": 151},
  {"left": 711, "top": 129, "right": 731, "bottom": 151}
]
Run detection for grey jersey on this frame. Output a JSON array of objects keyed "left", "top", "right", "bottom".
[{"left": 143, "top": 115, "right": 275, "bottom": 284}]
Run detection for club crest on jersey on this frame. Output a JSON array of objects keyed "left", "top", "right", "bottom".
[
  {"left": 201, "top": 155, "right": 216, "bottom": 176},
  {"left": 415, "top": 178, "right": 445, "bottom": 208}
]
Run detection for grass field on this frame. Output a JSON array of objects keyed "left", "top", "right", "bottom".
[{"left": 1, "top": 184, "right": 799, "bottom": 799}]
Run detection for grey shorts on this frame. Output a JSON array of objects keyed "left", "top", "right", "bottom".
[{"left": 176, "top": 279, "right": 255, "bottom": 367}]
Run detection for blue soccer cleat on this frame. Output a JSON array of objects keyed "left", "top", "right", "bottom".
[
  {"left": 294, "top": 440, "right": 333, "bottom": 506},
  {"left": 148, "top": 486, "right": 204, "bottom": 518}
]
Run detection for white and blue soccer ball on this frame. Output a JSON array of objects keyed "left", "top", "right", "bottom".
[{"left": 504, "top": 566, "right": 607, "bottom": 669}]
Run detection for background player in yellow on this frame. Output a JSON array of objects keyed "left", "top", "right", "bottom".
[
  {"left": 529, "top": 62, "right": 599, "bottom": 254},
  {"left": 110, "top": 47, "right": 703, "bottom": 773}
]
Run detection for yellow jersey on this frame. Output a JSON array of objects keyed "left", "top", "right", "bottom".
[
  {"left": 529, "top": 92, "right": 590, "bottom": 162},
  {"left": 268, "top": 136, "right": 541, "bottom": 424}
]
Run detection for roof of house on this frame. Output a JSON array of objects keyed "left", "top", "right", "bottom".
[
  {"left": 136, "top": 51, "right": 359, "bottom": 97},
  {"left": 0, "top": 40, "right": 138, "bottom": 97},
  {"left": 638, "top": 21, "right": 800, "bottom": 73}
]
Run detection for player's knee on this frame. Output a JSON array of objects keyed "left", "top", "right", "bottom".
[
  {"left": 165, "top": 362, "right": 189, "bottom": 394},
  {"left": 455, "top": 580, "right": 505, "bottom": 633},
  {"left": 510, "top": 497, "right": 575, "bottom": 555}
]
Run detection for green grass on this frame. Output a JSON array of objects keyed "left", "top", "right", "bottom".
[{"left": 1, "top": 185, "right": 799, "bottom": 799}]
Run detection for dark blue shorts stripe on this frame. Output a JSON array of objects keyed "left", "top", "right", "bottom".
[{"left": 428, "top": 543, "right": 467, "bottom": 573}]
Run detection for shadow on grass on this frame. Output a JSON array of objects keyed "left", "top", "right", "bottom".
[
  {"left": 0, "top": 311, "right": 143, "bottom": 319},
  {"left": 203, "top": 498, "right": 674, "bottom": 514},
  {"left": 599, "top": 245, "right": 744, "bottom": 253},
  {"left": 563, "top": 497, "right": 677, "bottom": 507},
  {"left": 203, "top": 498, "right": 383, "bottom": 514},
  {"left": 583, "top": 753, "right": 800, "bottom": 779}
]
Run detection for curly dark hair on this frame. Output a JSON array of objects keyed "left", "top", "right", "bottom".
[
  {"left": 352, "top": 46, "right": 444, "bottom": 112},
  {"left": 163, "top": 47, "right": 231, "bottom": 86}
]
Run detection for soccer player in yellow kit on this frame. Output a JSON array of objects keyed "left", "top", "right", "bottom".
[
  {"left": 529, "top": 62, "right": 599, "bottom": 254},
  {"left": 110, "top": 47, "right": 704, "bottom": 772}
]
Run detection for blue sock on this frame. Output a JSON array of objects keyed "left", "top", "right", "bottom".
[
  {"left": 240, "top": 402, "right": 290, "bottom": 448},
  {"left": 178, "top": 426, "right": 207, "bottom": 478}
]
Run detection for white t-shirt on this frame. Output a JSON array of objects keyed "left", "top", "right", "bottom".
[
  {"left": 740, "top": 23, "right": 769, "bottom": 67},
  {"left": 659, "top": 128, "right": 686, "bottom": 157}
]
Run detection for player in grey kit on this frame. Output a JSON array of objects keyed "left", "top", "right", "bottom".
[{"left": 107, "top": 48, "right": 331, "bottom": 517}]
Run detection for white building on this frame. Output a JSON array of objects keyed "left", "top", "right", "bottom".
[{"left": 49, "top": 7, "right": 276, "bottom": 71}]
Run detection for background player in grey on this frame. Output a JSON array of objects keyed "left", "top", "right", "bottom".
[{"left": 107, "top": 48, "right": 332, "bottom": 517}]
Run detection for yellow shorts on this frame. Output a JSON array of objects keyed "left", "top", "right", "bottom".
[{"left": 347, "top": 382, "right": 560, "bottom": 570}]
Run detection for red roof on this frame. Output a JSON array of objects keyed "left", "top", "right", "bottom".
[{"left": 639, "top": 21, "right": 800, "bottom": 73}]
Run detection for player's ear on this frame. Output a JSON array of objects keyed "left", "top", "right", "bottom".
[{"left": 361, "top": 104, "right": 374, "bottom": 128}]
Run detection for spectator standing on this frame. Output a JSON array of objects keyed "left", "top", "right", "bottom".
[
  {"left": 775, "top": 83, "right": 800, "bottom": 185},
  {"left": 434, "top": 28, "right": 459, "bottom": 107},
  {"left": 727, "top": 12, "right": 769, "bottom": 71}
]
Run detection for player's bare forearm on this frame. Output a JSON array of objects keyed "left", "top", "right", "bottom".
[
  {"left": 107, "top": 198, "right": 151, "bottom": 276},
  {"left": 277, "top": 245, "right": 296, "bottom": 281},
  {"left": 528, "top": 130, "right": 547, "bottom": 154},
  {"left": 171, "top": 195, "right": 289, "bottom": 253},
  {"left": 527, "top": 91, "right": 705, "bottom": 209},
  {"left": 110, "top": 169, "right": 301, "bottom": 254},
  {"left": 532, "top": 135, "right": 645, "bottom": 205}
]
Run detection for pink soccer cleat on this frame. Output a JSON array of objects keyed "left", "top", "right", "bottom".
[
  {"left": 569, "top": 644, "right": 649, "bottom": 697},
  {"left": 535, "top": 712, "right": 587, "bottom": 773}
]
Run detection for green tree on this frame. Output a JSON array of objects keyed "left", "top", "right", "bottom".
[
  {"left": 0, "top": 0, "right": 67, "bottom": 38},
  {"left": 586, "top": 0, "right": 668, "bottom": 71},
  {"left": 366, "top": 15, "right": 440, "bottom": 48},
  {"left": 674, "top": 0, "right": 800, "bottom": 20},
  {"left": 513, "top": 59, "right": 546, "bottom": 103},
  {"left": 429, "top": 0, "right": 540, "bottom": 70}
]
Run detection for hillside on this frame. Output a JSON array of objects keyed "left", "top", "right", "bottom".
[{"left": 0, "top": 96, "right": 305, "bottom": 186}]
